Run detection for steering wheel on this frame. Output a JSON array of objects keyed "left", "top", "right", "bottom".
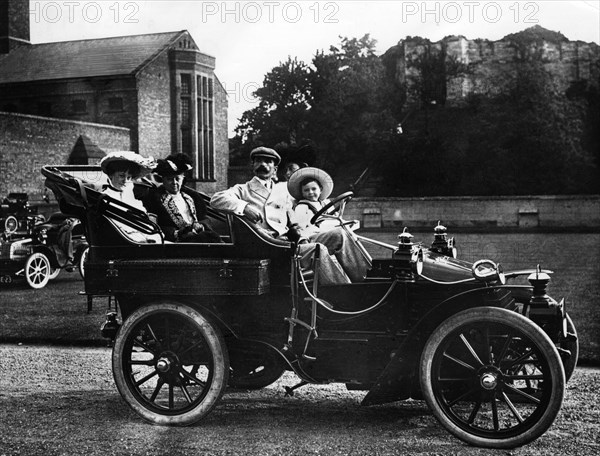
[{"left": 310, "top": 191, "right": 354, "bottom": 225}]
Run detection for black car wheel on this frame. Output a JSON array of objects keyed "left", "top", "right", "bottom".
[
  {"left": 24, "top": 252, "right": 52, "bottom": 289},
  {"left": 420, "top": 307, "right": 565, "bottom": 449},
  {"left": 112, "top": 302, "right": 229, "bottom": 425}
]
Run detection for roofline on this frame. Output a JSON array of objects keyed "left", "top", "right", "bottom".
[
  {"left": 0, "top": 74, "right": 135, "bottom": 86},
  {"left": 132, "top": 30, "right": 187, "bottom": 75},
  {"left": 29, "top": 30, "right": 184, "bottom": 47},
  {"left": 0, "top": 110, "right": 131, "bottom": 131}
]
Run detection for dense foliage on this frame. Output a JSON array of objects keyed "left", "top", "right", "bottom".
[{"left": 232, "top": 32, "right": 599, "bottom": 196}]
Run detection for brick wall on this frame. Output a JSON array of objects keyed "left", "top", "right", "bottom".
[
  {"left": 345, "top": 195, "right": 600, "bottom": 230},
  {"left": 0, "top": 77, "right": 138, "bottom": 135},
  {"left": 0, "top": 111, "right": 130, "bottom": 201}
]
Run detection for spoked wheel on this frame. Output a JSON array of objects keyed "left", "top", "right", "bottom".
[
  {"left": 24, "top": 253, "right": 52, "bottom": 289},
  {"left": 112, "top": 302, "right": 229, "bottom": 425},
  {"left": 228, "top": 342, "right": 285, "bottom": 389},
  {"left": 420, "top": 307, "right": 565, "bottom": 449}
]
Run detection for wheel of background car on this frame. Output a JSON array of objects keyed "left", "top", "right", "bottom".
[
  {"left": 4, "top": 215, "right": 18, "bottom": 234},
  {"left": 420, "top": 307, "right": 565, "bottom": 449},
  {"left": 309, "top": 191, "right": 354, "bottom": 226},
  {"left": 24, "top": 252, "right": 52, "bottom": 289},
  {"left": 561, "top": 313, "right": 579, "bottom": 383},
  {"left": 112, "top": 302, "right": 229, "bottom": 425},
  {"left": 228, "top": 343, "right": 285, "bottom": 389},
  {"left": 78, "top": 247, "right": 89, "bottom": 279},
  {"left": 48, "top": 268, "right": 61, "bottom": 280}
]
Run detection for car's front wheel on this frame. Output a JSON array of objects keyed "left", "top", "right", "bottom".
[
  {"left": 420, "top": 307, "right": 565, "bottom": 449},
  {"left": 112, "top": 302, "right": 229, "bottom": 425},
  {"left": 24, "top": 252, "right": 52, "bottom": 289}
]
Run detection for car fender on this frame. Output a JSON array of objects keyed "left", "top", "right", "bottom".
[
  {"left": 362, "top": 285, "right": 518, "bottom": 406},
  {"left": 30, "top": 244, "right": 61, "bottom": 269}
]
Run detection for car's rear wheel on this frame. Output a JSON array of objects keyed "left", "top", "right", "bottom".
[
  {"left": 24, "top": 252, "right": 52, "bottom": 289},
  {"left": 420, "top": 307, "right": 565, "bottom": 449},
  {"left": 112, "top": 302, "right": 229, "bottom": 425}
]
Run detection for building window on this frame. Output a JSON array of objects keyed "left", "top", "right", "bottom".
[
  {"left": 197, "top": 75, "right": 215, "bottom": 181},
  {"left": 37, "top": 102, "right": 53, "bottom": 117},
  {"left": 180, "top": 74, "right": 193, "bottom": 157},
  {"left": 108, "top": 97, "right": 123, "bottom": 111},
  {"left": 71, "top": 99, "right": 87, "bottom": 114}
]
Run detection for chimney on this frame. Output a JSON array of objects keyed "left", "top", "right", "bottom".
[{"left": 0, "top": 0, "right": 31, "bottom": 54}]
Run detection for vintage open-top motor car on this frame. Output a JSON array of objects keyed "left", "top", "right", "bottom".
[
  {"left": 42, "top": 164, "right": 578, "bottom": 449},
  {"left": 0, "top": 199, "right": 89, "bottom": 288}
]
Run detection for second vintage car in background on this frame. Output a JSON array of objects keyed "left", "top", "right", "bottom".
[{"left": 1, "top": 196, "right": 88, "bottom": 288}]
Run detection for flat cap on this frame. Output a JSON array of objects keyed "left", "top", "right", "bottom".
[{"left": 250, "top": 147, "right": 281, "bottom": 165}]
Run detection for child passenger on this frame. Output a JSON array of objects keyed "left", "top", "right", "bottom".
[{"left": 288, "top": 167, "right": 338, "bottom": 238}]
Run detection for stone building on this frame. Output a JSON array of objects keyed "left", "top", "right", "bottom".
[
  {"left": 0, "top": 0, "right": 228, "bottom": 196},
  {"left": 383, "top": 25, "right": 600, "bottom": 106}
]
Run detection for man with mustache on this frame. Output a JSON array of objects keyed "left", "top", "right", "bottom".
[{"left": 210, "top": 147, "right": 352, "bottom": 284}]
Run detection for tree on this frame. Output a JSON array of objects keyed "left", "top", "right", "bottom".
[
  {"left": 307, "top": 35, "right": 399, "bottom": 170},
  {"left": 234, "top": 56, "right": 312, "bottom": 149},
  {"left": 232, "top": 35, "right": 401, "bottom": 175}
]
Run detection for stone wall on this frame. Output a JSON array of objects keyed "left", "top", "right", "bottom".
[
  {"left": 386, "top": 26, "right": 600, "bottom": 105},
  {"left": 345, "top": 195, "right": 600, "bottom": 230},
  {"left": 136, "top": 51, "right": 172, "bottom": 159},
  {"left": 0, "top": 111, "right": 130, "bottom": 201}
]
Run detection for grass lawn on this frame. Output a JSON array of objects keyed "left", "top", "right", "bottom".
[{"left": 0, "top": 271, "right": 110, "bottom": 345}]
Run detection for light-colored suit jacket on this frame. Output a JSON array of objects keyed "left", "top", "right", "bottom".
[{"left": 210, "top": 177, "right": 295, "bottom": 237}]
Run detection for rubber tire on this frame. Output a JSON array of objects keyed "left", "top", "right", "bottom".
[
  {"left": 78, "top": 247, "right": 89, "bottom": 279},
  {"left": 112, "top": 302, "right": 229, "bottom": 425},
  {"left": 420, "top": 307, "right": 565, "bottom": 449},
  {"left": 24, "top": 252, "right": 52, "bottom": 289},
  {"left": 48, "top": 268, "right": 61, "bottom": 280}
]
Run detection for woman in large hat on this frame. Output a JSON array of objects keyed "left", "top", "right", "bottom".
[
  {"left": 144, "top": 153, "right": 221, "bottom": 243},
  {"left": 99, "top": 151, "right": 162, "bottom": 243},
  {"left": 100, "top": 151, "right": 155, "bottom": 212}
]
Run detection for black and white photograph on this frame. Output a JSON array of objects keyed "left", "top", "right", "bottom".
[{"left": 0, "top": 1, "right": 599, "bottom": 454}]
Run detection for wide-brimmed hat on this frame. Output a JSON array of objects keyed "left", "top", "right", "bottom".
[
  {"left": 155, "top": 153, "right": 193, "bottom": 177},
  {"left": 287, "top": 167, "right": 334, "bottom": 201},
  {"left": 250, "top": 147, "right": 281, "bottom": 165},
  {"left": 99, "top": 151, "right": 155, "bottom": 178}
]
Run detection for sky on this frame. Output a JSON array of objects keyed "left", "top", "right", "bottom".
[{"left": 29, "top": 1, "right": 600, "bottom": 135}]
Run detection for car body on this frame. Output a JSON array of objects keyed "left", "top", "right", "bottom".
[
  {"left": 1, "top": 192, "right": 45, "bottom": 237},
  {"left": 42, "top": 164, "right": 578, "bottom": 449}
]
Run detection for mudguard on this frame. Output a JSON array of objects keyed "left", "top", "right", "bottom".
[{"left": 362, "top": 285, "right": 521, "bottom": 406}]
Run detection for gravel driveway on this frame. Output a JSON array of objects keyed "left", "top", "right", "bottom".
[{"left": 0, "top": 344, "right": 598, "bottom": 456}]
